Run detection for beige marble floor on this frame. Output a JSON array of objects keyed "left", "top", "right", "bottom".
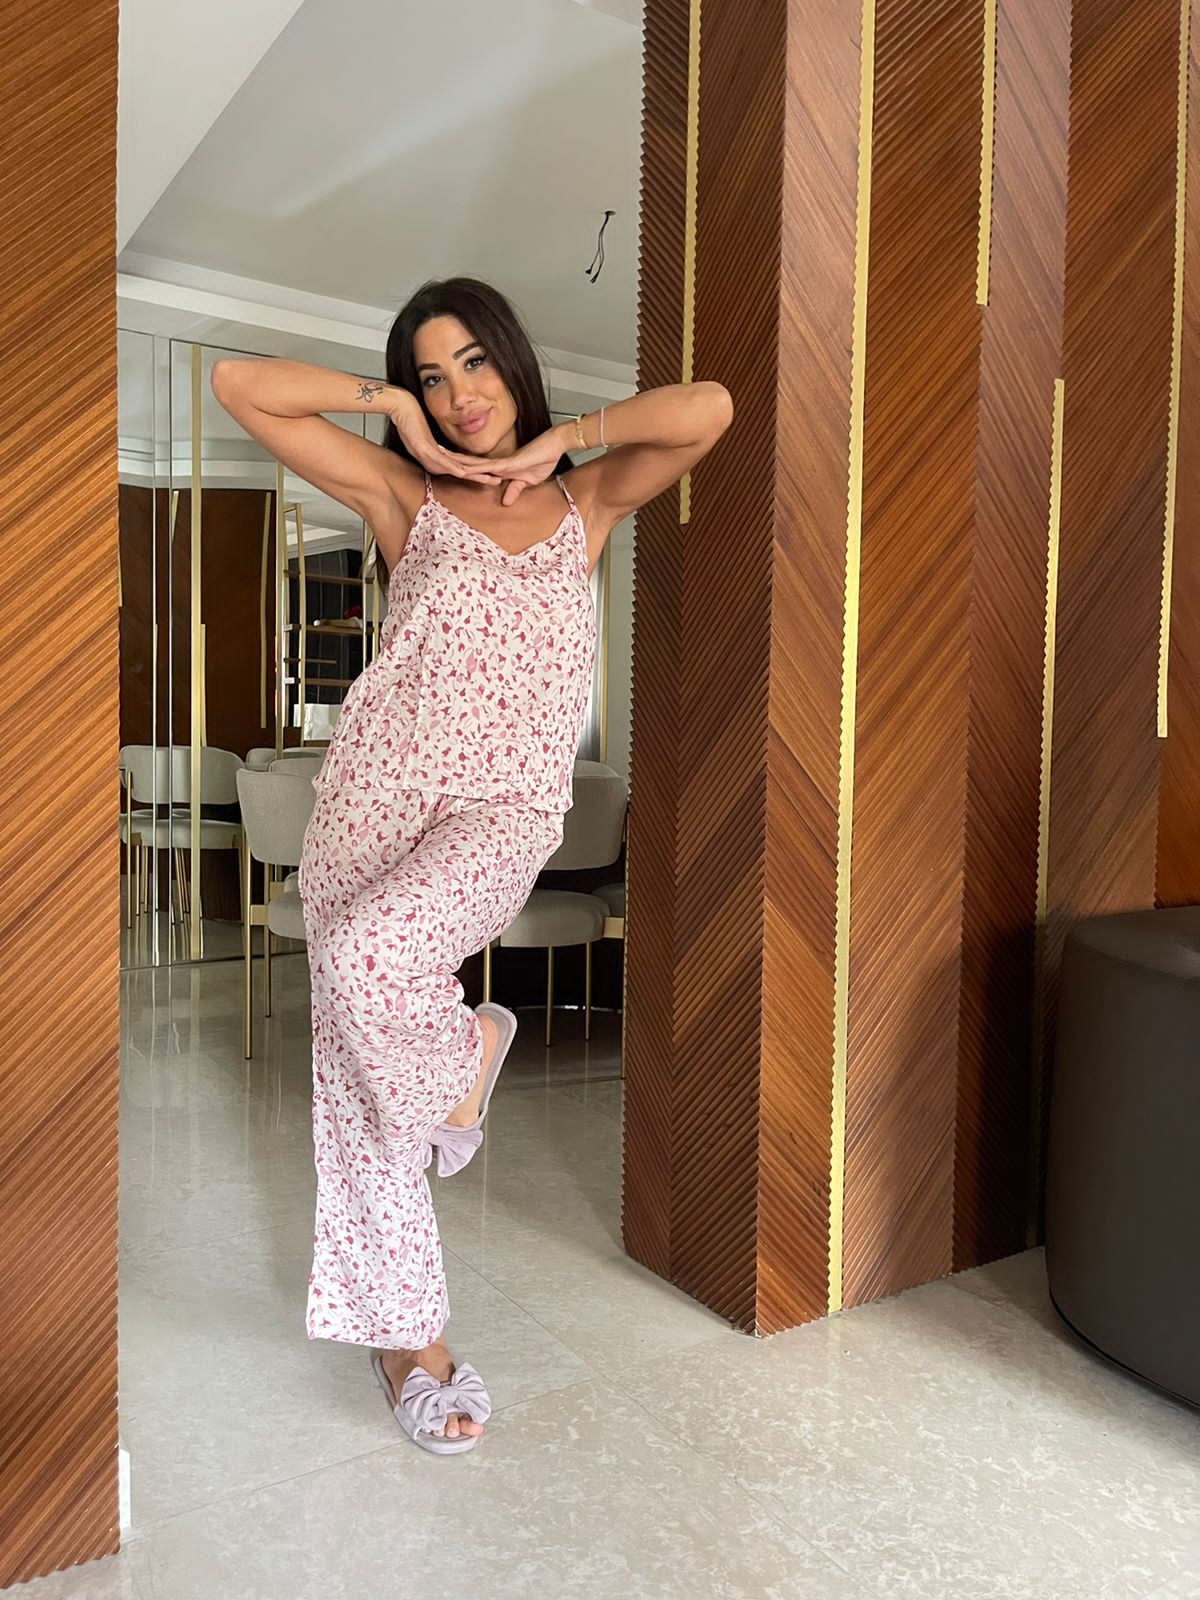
[{"left": 14, "top": 954, "right": 1199, "bottom": 1600}]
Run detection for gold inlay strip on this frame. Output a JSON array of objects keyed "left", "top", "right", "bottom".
[
  {"left": 829, "top": 0, "right": 878, "bottom": 1316},
  {"left": 679, "top": 0, "right": 702, "bottom": 525},
  {"left": 189, "top": 343, "right": 203, "bottom": 949},
  {"left": 1029, "top": 377, "right": 1065, "bottom": 1246},
  {"left": 976, "top": 0, "right": 998, "bottom": 306},
  {"left": 260, "top": 493, "right": 271, "bottom": 728},
  {"left": 294, "top": 502, "right": 307, "bottom": 739},
  {"left": 275, "top": 462, "right": 286, "bottom": 759},
  {"left": 600, "top": 541, "right": 612, "bottom": 764},
  {"left": 1159, "top": 0, "right": 1191, "bottom": 738}
]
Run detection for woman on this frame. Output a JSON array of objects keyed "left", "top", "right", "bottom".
[{"left": 213, "top": 277, "right": 732, "bottom": 1455}]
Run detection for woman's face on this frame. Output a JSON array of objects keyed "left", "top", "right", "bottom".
[{"left": 412, "top": 314, "right": 519, "bottom": 459}]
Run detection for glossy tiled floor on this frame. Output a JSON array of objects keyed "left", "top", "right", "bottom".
[{"left": 17, "top": 954, "right": 1199, "bottom": 1599}]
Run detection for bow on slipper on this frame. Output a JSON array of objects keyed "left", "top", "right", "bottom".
[
  {"left": 371, "top": 1349, "right": 492, "bottom": 1456},
  {"left": 400, "top": 1363, "right": 493, "bottom": 1437},
  {"left": 423, "top": 1121, "right": 483, "bottom": 1177}
]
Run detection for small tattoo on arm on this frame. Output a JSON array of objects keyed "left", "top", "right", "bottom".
[{"left": 355, "top": 380, "right": 386, "bottom": 404}]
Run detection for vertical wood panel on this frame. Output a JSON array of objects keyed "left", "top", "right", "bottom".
[
  {"left": 0, "top": 0, "right": 120, "bottom": 1586},
  {"left": 623, "top": 0, "right": 690, "bottom": 1277},
  {"left": 670, "top": 0, "right": 782, "bottom": 1329},
  {"left": 1046, "top": 0, "right": 1178, "bottom": 1003},
  {"left": 1157, "top": 0, "right": 1200, "bottom": 907},
  {"left": 955, "top": 0, "right": 1071, "bottom": 1268},
  {"left": 758, "top": 0, "right": 861, "bottom": 1332},
  {"left": 842, "top": 0, "right": 984, "bottom": 1306}
]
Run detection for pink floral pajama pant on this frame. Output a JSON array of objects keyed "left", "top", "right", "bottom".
[{"left": 297, "top": 783, "right": 563, "bottom": 1350}]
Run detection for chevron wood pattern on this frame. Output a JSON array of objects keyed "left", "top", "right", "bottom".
[
  {"left": 955, "top": 0, "right": 1072, "bottom": 1269},
  {"left": 0, "top": 0, "right": 120, "bottom": 1586},
  {"left": 1044, "top": 0, "right": 1178, "bottom": 1018},
  {"left": 624, "top": 0, "right": 863, "bottom": 1333},
  {"left": 840, "top": 0, "right": 984, "bottom": 1308},
  {"left": 1157, "top": 0, "right": 1200, "bottom": 907},
  {"left": 756, "top": 0, "right": 862, "bottom": 1332},
  {"left": 670, "top": 0, "right": 783, "bottom": 1330},
  {"left": 622, "top": 0, "right": 690, "bottom": 1278},
  {"left": 624, "top": 0, "right": 1188, "bottom": 1329}
]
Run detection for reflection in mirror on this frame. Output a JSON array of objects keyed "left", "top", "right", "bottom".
[
  {"left": 117, "top": 328, "right": 166, "bottom": 970},
  {"left": 118, "top": 335, "right": 383, "bottom": 967}
]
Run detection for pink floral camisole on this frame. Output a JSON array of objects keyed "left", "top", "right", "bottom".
[{"left": 315, "top": 474, "right": 597, "bottom": 814}]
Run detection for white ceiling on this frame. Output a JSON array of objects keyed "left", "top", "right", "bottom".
[
  {"left": 117, "top": 0, "right": 307, "bottom": 251},
  {"left": 122, "top": 0, "right": 644, "bottom": 366}
]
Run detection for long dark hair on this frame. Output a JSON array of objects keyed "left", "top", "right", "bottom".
[{"left": 382, "top": 276, "right": 574, "bottom": 476}]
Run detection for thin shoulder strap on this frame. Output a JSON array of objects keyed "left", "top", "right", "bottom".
[{"left": 555, "top": 473, "right": 578, "bottom": 513}]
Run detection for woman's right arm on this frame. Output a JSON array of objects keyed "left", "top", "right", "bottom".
[{"left": 210, "top": 359, "right": 494, "bottom": 561}]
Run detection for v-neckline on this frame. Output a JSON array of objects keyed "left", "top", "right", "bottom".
[{"left": 428, "top": 487, "right": 574, "bottom": 559}]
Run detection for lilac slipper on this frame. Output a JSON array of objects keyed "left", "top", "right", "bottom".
[
  {"left": 426, "top": 1002, "right": 518, "bottom": 1177},
  {"left": 370, "top": 1349, "right": 491, "bottom": 1455}
]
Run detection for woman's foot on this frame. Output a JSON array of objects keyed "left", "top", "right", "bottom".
[
  {"left": 380, "top": 1341, "right": 485, "bottom": 1440},
  {"left": 443, "top": 1012, "right": 498, "bottom": 1129}
]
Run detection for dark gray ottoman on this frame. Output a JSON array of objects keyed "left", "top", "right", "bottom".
[{"left": 1045, "top": 906, "right": 1200, "bottom": 1407}]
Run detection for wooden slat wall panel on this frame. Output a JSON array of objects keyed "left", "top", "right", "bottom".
[
  {"left": 661, "top": 0, "right": 783, "bottom": 1330},
  {"left": 842, "top": 0, "right": 984, "bottom": 1306},
  {"left": 955, "top": 0, "right": 1072, "bottom": 1269},
  {"left": 0, "top": 0, "right": 120, "bottom": 1587},
  {"left": 625, "top": 0, "right": 1187, "bottom": 1332},
  {"left": 622, "top": 0, "right": 690, "bottom": 1278},
  {"left": 1045, "top": 0, "right": 1177, "bottom": 1008},
  {"left": 1157, "top": 0, "right": 1200, "bottom": 908},
  {"left": 756, "top": 0, "right": 861, "bottom": 1333}
]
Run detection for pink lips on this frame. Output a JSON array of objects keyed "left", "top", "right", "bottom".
[{"left": 458, "top": 412, "right": 490, "bottom": 435}]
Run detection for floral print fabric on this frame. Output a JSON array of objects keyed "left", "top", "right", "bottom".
[
  {"left": 316, "top": 475, "right": 596, "bottom": 813},
  {"left": 299, "top": 784, "right": 563, "bottom": 1348}
]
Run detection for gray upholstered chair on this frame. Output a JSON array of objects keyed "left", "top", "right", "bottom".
[
  {"left": 247, "top": 746, "right": 326, "bottom": 771},
  {"left": 269, "top": 753, "right": 324, "bottom": 779},
  {"left": 236, "top": 768, "right": 316, "bottom": 1058},
  {"left": 488, "top": 761, "right": 628, "bottom": 1046},
  {"left": 1045, "top": 905, "right": 1200, "bottom": 1405},
  {"left": 118, "top": 744, "right": 244, "bottom": 925}
]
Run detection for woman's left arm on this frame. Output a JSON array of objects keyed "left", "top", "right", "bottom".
[
  {"left": 567, "top": 381, "right": 733, "bottom": 525},
  {"left": 487, "top": 382, "right": 733, "bottom": 515}
]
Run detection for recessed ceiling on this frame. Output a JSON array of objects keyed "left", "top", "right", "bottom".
[{"left": 125, "top": 0, "right": 644, "bottom": 365}]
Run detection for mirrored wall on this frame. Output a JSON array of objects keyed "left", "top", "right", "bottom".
[{"left": 117, "top": 333, "right": 615, "bottom": 968}]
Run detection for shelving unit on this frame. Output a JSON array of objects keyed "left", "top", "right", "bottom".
[{"left": 277, "top": 501, "right": 381, "bottom": 747}]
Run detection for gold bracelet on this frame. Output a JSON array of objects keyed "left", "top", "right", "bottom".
[{"left": 573, "top": 413, "right": 589, "bottom": 451}]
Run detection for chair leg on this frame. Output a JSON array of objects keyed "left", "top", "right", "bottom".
[
  {"left": 241, "top": 837, "right": 253, "bottom": 1060},
  {"left": 585, "top": 941, "right": 593, "bottom": 1042},
  {"left": 545, "top": 946, "right": 554, "bottom": 1048},
  {"left": 262, "top": 876, "right": 272, "bottom": 1011},
  {"left": 171, "top": 849, "right": 185, "bottom": 926},
  {"left": 482, "top": 939, "right": 493, "bottom": 1004}
]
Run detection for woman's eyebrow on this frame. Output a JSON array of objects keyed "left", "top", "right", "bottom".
[{"left": 417, "top": 342, "right": 482, "bottom": 374}]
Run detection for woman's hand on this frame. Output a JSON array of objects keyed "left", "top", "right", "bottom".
[
  {"left": 389, "top": 391, "right": 504, "bottom": 484},
  {"left": 482, "top": 425, "right": 570, "bottom": 506}
]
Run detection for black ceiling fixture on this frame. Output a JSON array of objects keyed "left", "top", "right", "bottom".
[{"left": 585, "top": 210, "right": 615, "bottom": 283}]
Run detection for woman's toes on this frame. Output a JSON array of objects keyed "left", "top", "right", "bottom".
[
  {"left": 443, "top": 1415, "right": 461, "bottom": 1438},
  {"left": 460, "top": 1416, "right": 484, "bottom": 1438}
]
